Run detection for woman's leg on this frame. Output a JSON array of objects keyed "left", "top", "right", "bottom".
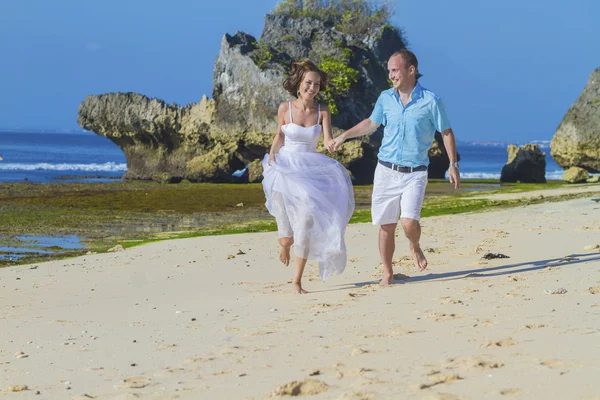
[
  {"left": 278, "top": 237, "right": 293, "bottom": 266},
  {"left": 291, "top": 216, "right": 312, "bottom": 294},
  {"left": 273, "top": 191, "right": 294, "bottom": 266},
  {"left": 292, "top": 255, "right": 309, "bottom": 294}
]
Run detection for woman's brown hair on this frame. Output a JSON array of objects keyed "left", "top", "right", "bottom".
[{"left": 283, "top": 59, "right": 328, "bottom": 98}]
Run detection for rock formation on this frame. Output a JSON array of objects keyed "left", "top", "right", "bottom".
[
  {"left": 562, "top": 166, "right": 589, "bottom": 183},
  {"left": 500, "top": 144, "right": 546, "bottom": 183},
  {"left": 550, "top": 67, "right": 600, "bottom": 172},
  {"left": 78, "top": 9, "right": 456, "bottom": 183},
  {"left": 427, "top": 131, "right": 461, "bottom": 179}
]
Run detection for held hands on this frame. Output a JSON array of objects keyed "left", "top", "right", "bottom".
[
  {"left": 448, "top": 167, "right": 461, "bottom": 189},
  {"left": 331, "top": 135, "right": 346, "bottom": 152},
  {"left": 324, "top": 137, "right": 335, "bottom": 154}
]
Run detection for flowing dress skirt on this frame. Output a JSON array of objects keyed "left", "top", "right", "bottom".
[{"left": 262, "top": 147, "right": 355, "bottom": 280}]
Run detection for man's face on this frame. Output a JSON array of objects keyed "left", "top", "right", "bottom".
[{"left": 387, "top": 55, "right": 414, "bottom": 89}]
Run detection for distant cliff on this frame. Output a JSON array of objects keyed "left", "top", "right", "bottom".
[{"left": 550, "top": 67, "right": 600, "bottom": 172}]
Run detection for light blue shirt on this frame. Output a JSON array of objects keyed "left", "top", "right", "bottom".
[{"left": 369, "top": 82, "right": 451, "bottom": 167}]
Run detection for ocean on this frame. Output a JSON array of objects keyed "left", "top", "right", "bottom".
[{"left": 0, "top": 130, "right": 565, "bottom": 183}]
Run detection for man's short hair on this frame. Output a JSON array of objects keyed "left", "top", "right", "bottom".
[{"left": 391, "top": 49, "right": 419, "bottom": 78}]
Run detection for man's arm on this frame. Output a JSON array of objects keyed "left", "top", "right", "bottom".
[
  {"left": 441, "top": 128, "right": 460, "bottom": 189},
  {"left": 331, "top": 118, "right": 380, "bottom": 152}
]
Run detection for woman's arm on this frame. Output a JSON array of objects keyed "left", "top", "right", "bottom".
[
  {"left": 320, "top": 104, "right": 335, "bottom": 153},
  {"left": 268, "top": 103, "right": 287, "bottom": 164}
]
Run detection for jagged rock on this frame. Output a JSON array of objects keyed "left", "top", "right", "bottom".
[
  {"left": 78, "top": 10, "right": 454, "bottom": 184},
  {"left": 500, "top": 144, "right": 546, "bottom": 183},
  {"left": 428, "top": 131, "right": 461, "bottom": 179},
  {"left": 186, "top": 143, "right": 239, "bottom": 183},
  {"left": 550, "top": 67, "right": 600, "bottom": 172},
  {"left": 587, "top": 175, "right": 600, "bottom": 183},
  {"left": 563, "top": 166, "right": 589, "bottom": 183},
  {"left": 247, "top": 159, "right": 264, "bottom": 183},
  {"left": 78, "top": 93, "right": 216, "bottom": 181},
  {"left": 151, "top": 172, "right": 182, "bottom": 184},
  {"left": 107, "top": 245, "right": 125, "bottom": 252}
]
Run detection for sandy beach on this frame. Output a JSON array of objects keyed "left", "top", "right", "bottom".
[{"left": 2, "top": 191, "right": 600, "bottom": 399}]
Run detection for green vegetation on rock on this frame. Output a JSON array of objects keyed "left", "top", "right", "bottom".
[
  {"left": 250, "top": 40, "right": 274, "bottom": 68},
  {"left": 319, "top": 56, "right": 359, "bottom": 115},
  {"left": 274, "top": 0, "right": 392, "bottom": 35}
]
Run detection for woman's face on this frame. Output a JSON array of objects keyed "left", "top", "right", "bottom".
[{"left": 299, "top": 71, "right": 321, "bottom": 100}]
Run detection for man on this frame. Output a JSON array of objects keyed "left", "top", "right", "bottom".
[{"left": 330, "top": 49, "right": 460, "bottom": 285}]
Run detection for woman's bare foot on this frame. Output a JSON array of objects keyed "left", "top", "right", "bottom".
[
  {"left": 380, "top": 273, "right": 393, "bottom": 286},
  {"left": 410, "top": 244, "right": 428, "bottom": 271},
  {"left": 278, "top": 237, "right": 294, "bottom": 266},
  {"left": 292, "top": 282, "right": 308, "bottom": 294},
  {"left": 279, "top": 246, "right": 291, "bottom": 266}
]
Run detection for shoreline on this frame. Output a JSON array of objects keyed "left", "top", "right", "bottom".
[{"left": 0, "top": 180, "right": 599, "bottom": 267}]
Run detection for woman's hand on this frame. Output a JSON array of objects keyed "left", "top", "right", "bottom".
[
  {"left": 324, "top": 137, "right": 335, "bottom": 154},
  {"left": 268, "top": 153, "right": 276, "bottom": 165}
]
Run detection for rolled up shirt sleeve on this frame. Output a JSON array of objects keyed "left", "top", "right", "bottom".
[
  {"left": 369, "top": 94, "right": 385, "bottom": 125},
  {"left": 431, "top": 97, "right": 451, "bottom": 132}
]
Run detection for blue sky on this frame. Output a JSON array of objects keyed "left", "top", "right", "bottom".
[{"left": 0, "top": 0, "right": 598, "bottom": 142}]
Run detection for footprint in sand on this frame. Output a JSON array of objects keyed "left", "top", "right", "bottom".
[
  {"left": 427, "top": 312, "right": 463, "bottom": 321},
  {"left": 305, "top": 303, "right": 343, "bottom": 311},
  {"left": 508, "top": 275, "right": 527, "bottom": 282},
  {"left": 419, "top": 374, "right": 462, "bottom": 390},
  {"left": 586, "top": 286, "right": 600, "bottom": 294},
  {"left": 3, "top": 385, "right": 29, "bottom": 393},
  {"left": 351, "top": 348, "right": 369, "bottom": 356},
  {"left": 184, "top": 356, "right": 216, "bottom": 363},
  {"left": 499, "top": 388, "right": 522, "bottom": 396},
  {"left": 347, "top": 292, "right": 367, "bottom": 299},
  {"left": 445, "top": 356, "right": 504, "bottom": 371},
  {"left": 269, "top": 379, "right": 329, "bottom": 397},
  {"left": 520, "top": 324, "right": 546, "bottom": 330},
  {"left": 480, "top": 338, "right": 518, "bottom": 348},
  {"left": 428, "top": 394, "right": 463, "bottom": 400},
  {"left": 440, "top": 297, "right": 464, "bottom": 305},
  {"left": 336, "top": 391, "right": 376, "bottom": 400},
  {"left": 114, "top": 377, "right": 152, "bottom": 389},
  {"left": 153, "top": 368, "right": 187, "bottom": 377},
  {"left": 472, "top": 318, "right": 495, "bottom": 328},
  {"left": 540, "top": 359, "right": 563, "bottom": 368}
]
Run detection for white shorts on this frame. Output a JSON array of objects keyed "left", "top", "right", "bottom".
[{"left": 371, "top": 163, "right": 428, "bottom": 225}]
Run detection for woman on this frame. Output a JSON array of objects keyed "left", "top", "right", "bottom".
[{"left": 262, "top": 60, "right": 355, "bottom": 294}]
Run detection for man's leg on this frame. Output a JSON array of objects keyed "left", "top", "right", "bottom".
[
  {"left": 400, "top": 171, "right": 428, "bottom": 271},
  {"left": 401, "top": 218, "right": 428, "bottom": 271},
  {"left": 379, "top": 223, "right": 398, "bottom": 285},
  {"left": 371, "top": 163, "right": 402, "bottom": 285}
]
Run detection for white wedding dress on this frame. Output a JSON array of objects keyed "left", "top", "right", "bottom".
[{"left": 262, "top": 102, "right": 355, "bottom": 280}]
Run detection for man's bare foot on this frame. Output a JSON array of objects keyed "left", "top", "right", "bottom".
[
  {"left": 292, "top": 282, "right": 308, "bottom": 294},
  {"left": 279, "top": 246, "right": 291, "bottom": 266},
  {"left": 410, "top": 244, "right": 428, "bottom": 271}
]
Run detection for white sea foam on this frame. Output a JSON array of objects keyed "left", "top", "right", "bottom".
[
  {"left": 445, "top": 170, "right": 567, "bottom": 180},
  {"left": 0, "top": 162, "right": 127, "bottom": 172}
]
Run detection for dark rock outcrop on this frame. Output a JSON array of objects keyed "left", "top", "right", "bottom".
[
  {"left": 500, "top": 144, "right": 546, "bottom": 183},
  {"left": 78, "top": 12, "right": 456, "bottom": 184},
  {"left": 550, "top": 67, "right": 600, "bottom": 172},
  {"left": 427, "top": 131, "right": 461, "bottom": 179}
]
